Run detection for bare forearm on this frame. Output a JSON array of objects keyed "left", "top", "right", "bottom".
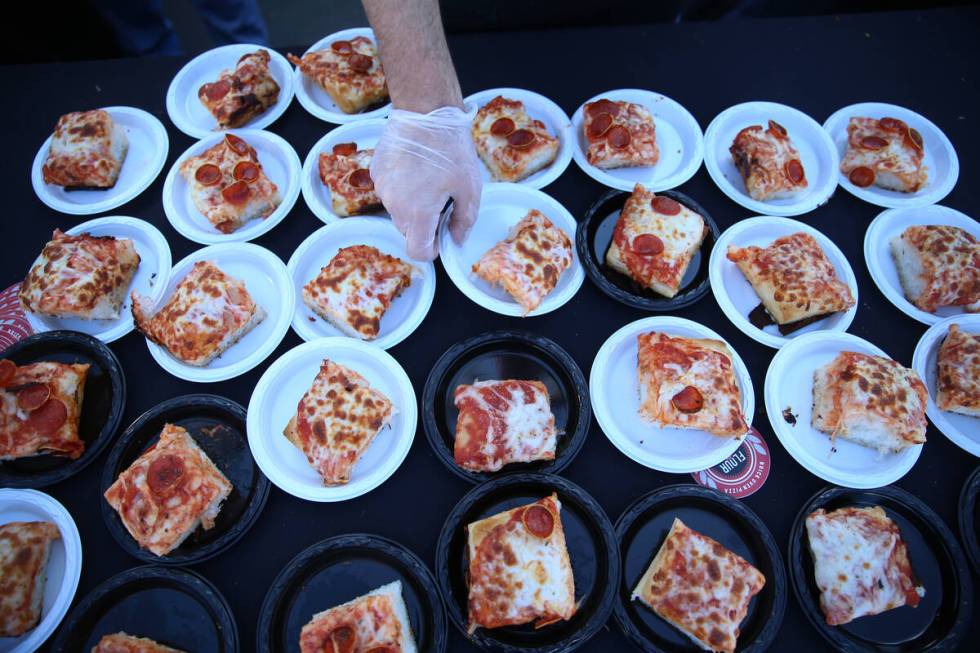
[{"left": 362, "top": 0, "right": 462, "bottom": 112}]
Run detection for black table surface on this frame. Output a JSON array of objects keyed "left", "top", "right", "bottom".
[{"left": 3, "top": 6, "right": 979, "bottom": 652}]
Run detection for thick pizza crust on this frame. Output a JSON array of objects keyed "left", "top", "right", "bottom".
[
  {"left": 889, "top": 226, "right": 980, "bottom": 314},
  {"left": 0, "top": 521, "right": 60, "bottom": 637},
  {"left": 289, "top": 37, "right": 388, "bottom": 114},
  {"left": 42, "top": 109, "right": 128, "bottom": 189},
  {"left": 471, "top": 96, "right": 559, "bottom": 182},
  {"left": 840, "top": 117, "right": 926, "bottom": 193},
  {"left": 936, "top": 324, "right": 980, "bottom": 417},
  {"left": 299, "top": 580, "right": 417, "bottom": 653}
]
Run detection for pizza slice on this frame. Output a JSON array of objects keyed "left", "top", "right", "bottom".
[
  {"left": 637, "top": 332, "right": 749, "bottom": 438},
  {"left": 41, "top": 109, "right": 128, "bottom": 189},
  {"left": 606, "top": 184, "right": 707, "bottom": 297},
  {"left": 198, "top": 49, "right": 280, "bottom": 129},
  {"left": 131, "top": 260, "right": 266, "bottom": 367},
  {"left": 811, "top": 351, "right": 928, "bottom": 453},
  {"left": 453, "top": 380, "right": 557, "bottom": 472},
  {"left": 103, "top": 423, "right": 232, "bottom": 557},
  {"left": 726, "top": 232, "right": 856, "bottom": 333},
  {"left": 729, "top": 120, "right": 807, "bottom": 201},
  {"left": 288, "top": 36, "right": 388, "bottom": 114},
  {"left": 178, "top": 133, "right": 281, "bottom": 234},
  {"left": 284, "top": 359, "right": 395, "bottom": 486},
  {"left": 840, "top": 117, "right": 926, "bottom": 193},
  {"left": 890, "top": 225, "right": 980, "bottom": 313},
  {"left": 0, "top": 360, "right": 88, "bottom": 460},
  {"left": 583, "top": 98, "right": 658, "bottom": 169},
  {"left": 302, "top": 245, "right": 418, "bottom": 340},
  {"left": 632, "top": 518, "right": 765, "bottom": 653},
  {"left": 0, "top": 521, "right": 60, "bottom": 637},
  {"left": 472, "top": 209, "right": 573, "bottom": 314},
  {"left": 92, "top": 633, "right": 187, "bottom": 653},
  {"left": 466, "top": 493, "right": 575, "bottom": 632},
  {"left": 936, "top": 324, "right": 980, "bottom": 418},
  {"left": 318, "top": 142, "right": 382, "bottom": 217},
  {"left": 806, "top": 506, "right": 924, "bottom": 625},
  {"left": 299, "top": 580, "right": 417, "bottom": 653},
  {"left": 19, "top": 229, "right": 140, "bottom": 320},
  {"left": 471, "top": 95, "right": 559, "bottom": 182}
]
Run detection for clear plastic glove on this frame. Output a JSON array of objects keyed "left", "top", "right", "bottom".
[{"left": 370, "top": 106, "right": 482, "bottom": 261}]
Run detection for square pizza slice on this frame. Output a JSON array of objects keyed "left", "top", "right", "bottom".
[
  {"left": 729, "top": 120, "right": 807, "bottom": 201},
  {"left": 890, "top": 225, "right": 980, "bottom": 313},
  {"left": 198, "top": 49, "right": 280, "bottom": 129},
  {"left": 318, "top": 142, "right": 382, "bottom": 217},
  {"left": 472, "top": 209, "right": 573, "bottom": 314},
  {"left": 299, "top": 580, "right": 417, "bottom": 653},
  {"left": 637, "top": 332, "right": 749, "bottom": 438},
  {"left": 92, "top": 633, "right": 187, "bottom": 653},
  {"left": 806, "top": 506, "right": 923, "bottom": 625},
  {"left": 453, "top": 379, "right": 557, "bottom": 472},
  {"left": 606, "top": 184, "right": 707, "bottom": 297},
  {"left": 583, "top": 98, "right": 659, "bottom": 169},
  {"left": 284, "top": 359, "right": 395, "bottom": 486},
  {"left": 727, "top": 232, "right": 856, "bottom": 333},
  {"left": 471, "top": 95, "right": 559, "bottom": 182},
  {"left": 936, "top": 324, "right": 980, "bottom": 417},
  {"left": 302, "top": 245, "right": 417, "bottom": 341},
  {"left": 288, "top": 36, "right": 388, "bottom": 114},
  {"left": 131, "top": 260, "right": 266, "bottom": 367},
  {"left": 812, "top": 351, "right": 928, "bottom": 453},
  {"left": 19, "top": 229, "right": 140, "bottom": 320},
  {"left": 103, "top": 423, "right": 232, "bottom": 557},
  {"left": 41, "top": 109, "right": 128, "bottom": 189},
  {"left": 179, "top": 133, "right": 281, "bottom": 234},
  {"left": 0, "top": 360, "right": 88, "bottom": 460},
  {"left": 840, "top": 116, "right": 926, "bottom": 193},
  {"left": 466, "top": 493, "right": 575, "bottom": 632},
  {"left": 0, "top": 521, "right": 60, "bottom": 637},
  {"left": 632, "top": 518, "right": 765, "bottom": 653}
]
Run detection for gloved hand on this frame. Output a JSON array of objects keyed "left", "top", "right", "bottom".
[{"left": 370, "top": 106, "right": 482, "bottom": 261}]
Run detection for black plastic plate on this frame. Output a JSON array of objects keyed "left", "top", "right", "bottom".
[
  {"left": 575, "top": 188, "right": 719, "bottom": 311},
  {"left": 99, "top": 394, "right": 269, "bottom": 565},
  {"left": 789, "top": 485, "right": 973, "bottom": 652},
  {"left": 612, "top": 484, "right": 785, "bottom": 653},
  {"left": 435, "top": 472, "right": 619, "bottom": 653},
  {"left": 422, "top": 331, "right": 590, "bottom": 484},
  {"left": 257, "top": 533, "right": 447, "bottom": 653},
  {"left": 0, "top": 330, "right": 125, "bottom": 487},
  {"left": 958, "top": 465, "right": 980, "bottom": 576},
  {"left": 50, "top": 565, "right": 238, "bottom": 652}
]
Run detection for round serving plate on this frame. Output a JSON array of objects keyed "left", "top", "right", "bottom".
[{"left": 958, "top": 466, "right": 980, "bottom": 577}]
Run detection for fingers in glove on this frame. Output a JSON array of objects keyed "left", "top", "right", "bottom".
[{"left": 448, "top": 167, "right": 481, "bottom": 245}]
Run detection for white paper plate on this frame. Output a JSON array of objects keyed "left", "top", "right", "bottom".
[
  {"left": 589, "top": 316, "right": 754, "bottom": 473},
  {"left": 439, "top": 183, "right": 584, "bottom": 316},
  {"left": 165, "top": 43, "right": 295, "bottom": 138},
  {"left": 0, "top": 489, "right": 81, "bottom": 653},
  {"left": 162, "top": 129, "right": 301, "bottom": 244},
  {"left": 864, "top": 204, "right": 978, "bottom": 325},
  {"left": 764, "top": 331, "right": 923, "bottom": 488},
  {"left": 141, "top": 243, "right": 294, "bottom": 382},
  {"left": 463, "top": 88, "right": 574, "bottom": 190},
  {"left": 31, "top": 107, "right": 169, "bottom": 216},
  {"left": 301, "top": 119, "right": 388, "bottom": 224},
  {"left": 823, "top": 102, "right": 959, "bottom": 208},
  {"left": 287, "top": 218, "right": 435, "bottom": 348},
  {"left": 704, "top": 101, "right": 838, "bottom": 216},
  {"left": 570, "top": 89, "right": 703, "bottom": 192},
  {"left": 23, "top": 216, "right": 172, "bottom": 344},
  {"left": 290, "top": 27, "right": 392, "bottom": 124},
  {"left": 709, "top": 216, "right": 858, "bottom": 349},
  {"left": 247, "top": 338, "right": 416, "bottom": 502},
  {"left": 912, "top": 314, "right": 980, "bottom": 457}
]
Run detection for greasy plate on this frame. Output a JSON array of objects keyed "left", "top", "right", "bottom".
[
  {"left": 613, "top": 484, "right": 785, "bottom": 653},
  {"left": 0, "top": 331, "right": 125, "bottom": 488},
  {"left": 435, "top": 472, "right": 619, "bottom": 653},
  {"left": 99, "top": 394, "right": 269, "bottom": 565},
  {"left": 422, "top": 331, "right": 590, "bottom": 484},
  {"left": 789, "top": 485, "right": 972, "bottom": 652},
  {"left": 958, "top": 466, "right": 980, "bottom": 577},
  {"left": 257, "top": 534, "right": 446, "bottom": 653}
]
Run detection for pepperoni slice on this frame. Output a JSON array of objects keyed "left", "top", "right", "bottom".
[
  {"left": 606, "top": 125, "right": 631, "bottom": 148},
  {"left": 671, "top": 386, "right": 704, "bottom": 413},
  {"left": 860, "top": 136, "right": 887, "bottom": 150},
  {"left": 632, "top": 234, "right": 664, "bottom": 256},
  {"left": 224, "top": 133, "right": 250, "bottom": 156},
  {"left": 784, "top": 159, "right": 805, "bottom": 184},
  {"left": 147, "top": 454, "right": 186, "bottom": 499},
  {"left": 586, "top": 99, "right": 620, "bottom": 118},
  {"left": 348, "top": 168, "right": 374, "bottom": 190},
  {"left": 221, "top": 180, "right": 251, "bottom": 205},
  {"left": 195, "top": 164, "right": 222, "bottom": 187},
  {"left": 16, "top": 383, "right": 50, "bottom": 411},
  {"left": 651, "top": 196, "right": 681, "bottom": 215},
  {"left": 349, "top": 53, "right": 373, "bottom": 73},
  {"left": 588, "top": 112, "right": 613, "bottom": 138},
  {"left": 0, "top": 359, "right": 15, "bottom": 388},
  {"left": 490, "top": 117, "right": 515, "bottom": 137},
  {"left": 507, "top": 129, "right": 535, "bottom": 148},
  {"left": 25, "top": 398, "right": 67, "bottom": 435},
  {"left": 767, "top": 120, "right": 788, "bottom": 139},
  {"left": 329, "top": 626, "right": 356, "bottom": 653},
  {"left": 201, "top": 79, "right": 230, "bottom": 102},
  {"left": 522, "top": 504, "right": 555, "bottom": 538},
  {"left": 878, "top": 117, "right": 904, "bottom": 131},
  {"left": 332, "top": 142, "right": 358, "bottom": 156},
  {"left": 233, "top": 161, "right": 260, "bottom": 183},
  {"left": 907, "top": 127, "right": 924, "bottom": 151},
  {"left": 331, "top": 40, "right": 353, "bottom": 55},
  {"left": 848, "top": 166, "right": 876, "bottom": 187}
]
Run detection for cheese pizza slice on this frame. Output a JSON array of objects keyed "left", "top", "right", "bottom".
[
  {"left": 0, "top": 521, "right": 60, "bottom": 637},
  {"left": 466, "top": 493, "right": 575, "bottom": 632},
  {"left": 637, "top": 332, "right": 749, "bottom": 438},
  {"left": 890, "top": 225, "right": 980, "bottom": 314},
  {"left": 583, "top": 98, "right": 658, "bottom": 169},
  {"left": 632, "top": 518, "right": 765, "bottom": 653},
  {"left": 0, "top": 360, "right": 88, "bottom": 460},
  {"left": 936, "top": 324, "right": 980, "bottom": 418},
  {"left": 299, "top": 581, "right": 417, "bottom": 653},
  {"left": 288, "top": 36, "right": 388, "bottom": 114},
  {"left": 92, "top": 633, "right": 187, "bottom": 653},
  {"left": 472, "top": 210, "right": 573, "bottom": 314},
  {"left": 812, "top": 351, "right": 928, "bottom": 453},
  {"left": 103, "top": 423, "right": 232, "bottom": 557},
  {"left": 284, "top": 359, "right": 395, "bottom": 486},
  {"left": 606, "top": 184, "right": 707, "bottom": 297},
  {"left": 198, "top": 49, "right": 280, "bottom": 129},
  {"left": 471, "top": 96, "right": 559, "bottom": 182},
  {"left": 806, "top": 506, "right": 923, "bottom": 626},
  {"left": 729, "top": 120, "right": 807, "bottom": 201},
  {"left": 453, "top": 380, "right": 557, "bottom": 472},
  {"left": 318, "top": 142, "right": 382, "bottom": 217},
  {"left": 41, "top": 109, "right": 128, "bottom": 189},
  {"left": 840, "top": 117, "right": 926, "bottom": 193}
]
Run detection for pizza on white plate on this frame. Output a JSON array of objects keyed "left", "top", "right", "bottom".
[
  {"left": 318, "top": 142, "right": 382, "bottom": 217},
  {"left": 936, "top": 324, "right": 980, "bottom": 418},
  {"left": 582, "top": 98, "right": 658, "bottom": 169},
  {"left": 41, "top": 109, "right": 128, "bottom": 189},
  {"left": 471, "top": 95, "right": 559, "bottom": 182},
  {"left": 890, "top": 225, "right": 980, "bottom": 314},
  {"left": 198, "top": 49, "right": 280, "bottom": 129},
  {"left": 729, "top": 120, "right": 807, "bottom": 201},
  {"left": 0, "top": 521, "right": 61, "bottom": 637},
  {"left": 840, "top": 116, "right": 926, "bottom": 193},
  {"left": 288, "top": 36, "right": 388, "bottom": 114}
]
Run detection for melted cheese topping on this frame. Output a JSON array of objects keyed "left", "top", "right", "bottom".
[
  {"left": 0, "top": 521, "right": 60, "bottom": 637},
  {"left": 41, "top": 109, "right": 127, "bottom": 188},
  {"left": 0, "top": 361, "right": 88, "bottom": 460},
  {"left": 841, "top": 117, "right": 926, "bottom": 193},
  {"left": 584, "top": 100, "right": 659, "bottom": 169},
  {"left": 729, "top": 122, "right": 807, "bottom": 201},
  {"left": 937, "top": 324, "right": 980, "bottom": 416},
  {"left": 92, "top": 633, "right": 186, "bottom": 653},
  {"left": 317, "top": 148, "right": 382, "bottom": 216},
  {"left": 471, "top": 96, "right": 559, "bottom": 182},
  {"left": 289, "top": 36, "right": 388, "bottom": 114},
  {"left": 197, "top": 49, "right": 280, "bottom": 128},
  {"left": 299, "top": 582, "right": 413, "bottom": 653},
  {"left": 890, "top": 225, "right": 980, "bottom": 313}
]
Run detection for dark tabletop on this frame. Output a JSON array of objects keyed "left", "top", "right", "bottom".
[{"left": 3, "top": 6, "right": 979, "bottom": 653}]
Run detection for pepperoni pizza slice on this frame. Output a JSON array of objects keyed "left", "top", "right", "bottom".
[
  {"left": 583, "top": 98, "right": 658, "bottom": 169},
  {"left": 936, "top": 324, "right": 980, "bottom": 418},
  {"left": 471, "top": 96, "right": 559, "bottom": 182},
  {"left": 198, "top": 49, "right": 280, "bottom": 129},
  {"left": 840, "top": 117, "right": 926, "bottom": 193},
  {"left": 288, "top": 36, "right": 388, "bottom": 114},
  {"left": 299, "top": 580, "right": 418, "bottom": 653},
  {"left": 318, "top": 142, "right": 382, "bottom": 217},
  {"left": 729, "top": 120, "right": 807, "bottom": 201},
  {"left": 890, "top": 225, "right": 980, "bottom": 314},
  {"left": 41, "top": 109, "right": 128, "bottom": 189},
  {"left": 0, "top": 521, "right": 61, "bottom": 637},
  {"left": 92, "top": 633, "right": 187, "bottom": 653}
]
